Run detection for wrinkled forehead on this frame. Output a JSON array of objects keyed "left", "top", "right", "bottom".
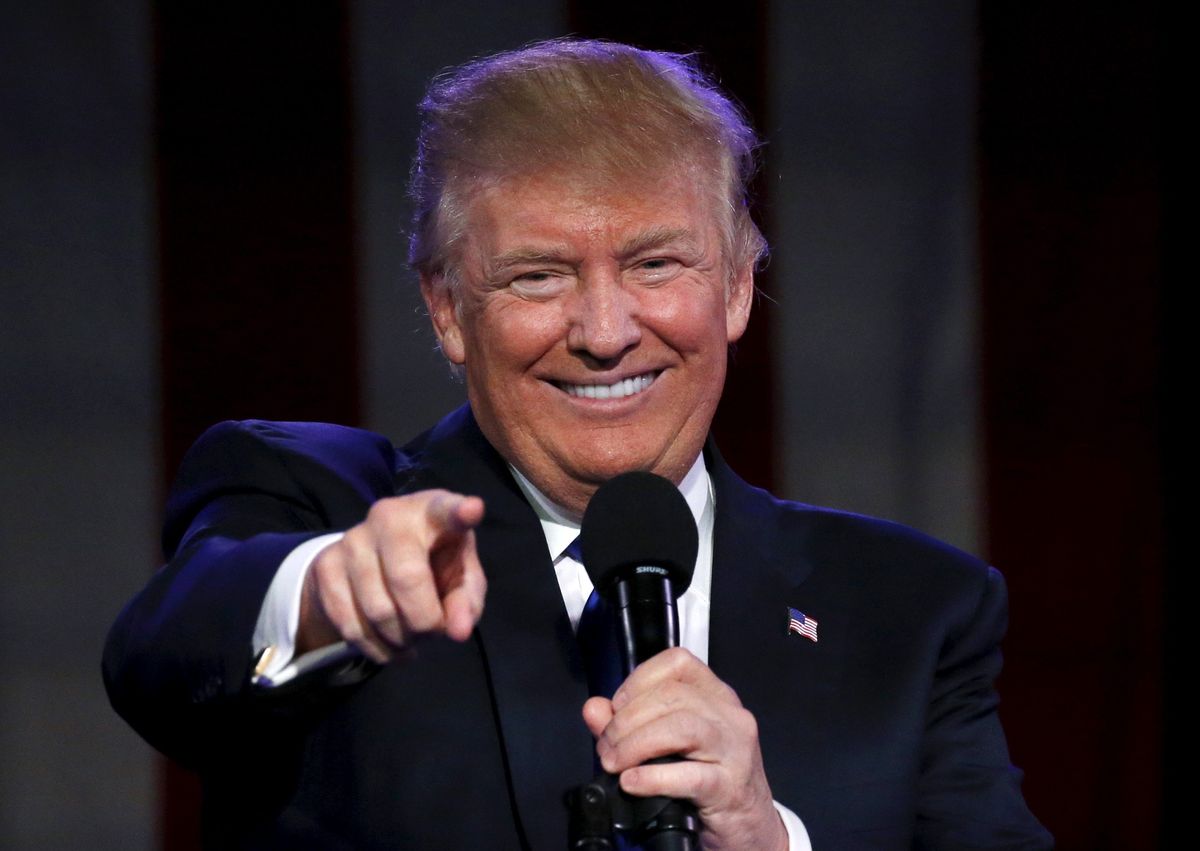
[
  {"left": 470, "top": 168, "right": 719, "bottom": 256},
  {"left": 448, "top": 159, "right": 727, "bottom": 265}
]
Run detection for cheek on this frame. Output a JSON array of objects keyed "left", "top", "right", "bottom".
[
  {"left": 464, "top": 301, "right": 566, "bottom": 369},
  {"left": 648, "top": 290, "right": 729, "bottom": 354}
]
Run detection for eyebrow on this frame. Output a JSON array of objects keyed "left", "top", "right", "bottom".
[
  {"left": 482, "top": 226, "right": 702, "bottom": 279},
  {"left": 615, "top": 226, "right": 700, "bottom": 259},
  {"left": 487, "top": 246, "right": 575, "bottom": 275}
]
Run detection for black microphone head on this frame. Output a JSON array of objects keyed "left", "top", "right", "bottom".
[{"left": 579, "top": 471, "right": 698, "bottom": 597}]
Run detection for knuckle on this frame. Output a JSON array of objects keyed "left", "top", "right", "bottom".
[
  {"left": 662, "top": 646, "right": 691, "bottom": 665},
  {"left": 341, "top": 523, "right": 368, "bottom": 548},
  {"left": 402, "top": 605, "right": 443, "bottom": 634},
  {"left": 312, "top": 545, "right": 345, "bottom": 577},
  {"left": 604, "top": 736, "right": 628, "bottom": 767},
  {"left": 694, "top": 767, "right": 720, "bottom": 799},
  {"left": 345, "top": 523, "right": 372, "bottom": 552},
  {"left": 310, "top": 573, "right": 346, "bottom": 610},
  {"left": 676, "top": 711, "right": 706, "bottom": 744},
  {"left": 364, "top": 500, "right": 389, "bottom": 527},
  {"left": 385, "top": 558, "right": 431, "bottom": 595},
  {"left": 603, "top": 713, "right": 627, "bottom": 742},
  {"left": 341, "top": 527, "right": 377, "bottom": 561},
  {"left": 366, "top": 496, "right": 397, "bottom": 520},
  {"left": 658, "top": 679, "right": 690, "bottom": 708},
  {"left": 367, "top": 496, "right": 411, "bottom": 531},
  {"left": 341, "top": 547, "right": 374, "bottom": 579},
  {"left": 339, "top": 621, "right": 364, "bottom": 644},
  {"left": 717, "top": 679, "right": 741, "bottom": 705},
  {"left": 358, "top": 595, "right": 396, "bottom": 625},
  {"left": 733, "top": 706, "right": 759, "bottom": 740},
  {"left": 662, "top": 646, "right": 697, "bottom": 675}
]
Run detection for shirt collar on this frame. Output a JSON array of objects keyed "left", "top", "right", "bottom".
[{"left": 509, "top": 456, "right": 711, "bottom": 562}]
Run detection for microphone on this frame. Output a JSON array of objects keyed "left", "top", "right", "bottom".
[
  {"left": 580, "top": 471, "right": 698, "bottom": 676},
  {"left": 579, "top": 471, "right": 700, "bottom": 851}
]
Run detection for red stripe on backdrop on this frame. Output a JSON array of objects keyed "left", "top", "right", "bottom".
[
  {"left": 153, "top": 3, "right": 360, "bottom": 848},
  {"left": 568, "top": 0, "right": 777, "bottom": 491},
  {"left": 978, "top": 5, "right": 1162, "bottom": 847}
]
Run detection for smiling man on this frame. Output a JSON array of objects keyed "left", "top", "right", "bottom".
[
  {"left": 104, "top": 40, "right": 1050, "bottom": 850},
  {"left": 431, "top": 170, "right": 752, "bottom": 517}
]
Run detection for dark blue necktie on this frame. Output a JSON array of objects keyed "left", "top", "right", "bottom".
[{"left": 569, "top": 537, "right": 624, "bottom": 700}]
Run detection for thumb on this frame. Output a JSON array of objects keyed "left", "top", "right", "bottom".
[{"left": 582, "top": 696, "right": 614, "bottom": 738}]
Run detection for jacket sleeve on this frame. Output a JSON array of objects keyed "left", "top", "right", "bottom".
[
  {"left": 101, "top": 420, "right": 398, "bottom": 768},
  {"left": 915, "top": 565, "right": 1054, "bottom": 849}
]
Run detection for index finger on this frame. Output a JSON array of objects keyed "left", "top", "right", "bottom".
[
  {"left": 425, "top": 491, "right": 485, "bottom": 538},
  {"left": 423, "top": 491, "right": 486, "bottom": 642},
  {"left": 440, "top": 532, "right": 487, "bottom": 641}
]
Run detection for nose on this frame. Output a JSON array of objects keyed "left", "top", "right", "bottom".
[{"left": 566, "top": 271, "right": 641, "bottom": 363}]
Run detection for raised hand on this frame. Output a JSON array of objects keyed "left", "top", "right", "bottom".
[{"left": 296, "top": 490, "right": 486, "bottom": 662}]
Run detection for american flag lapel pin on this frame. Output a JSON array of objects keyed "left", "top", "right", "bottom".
[{"left": 786, "top": 606, "right": 819, "bottom": 642}]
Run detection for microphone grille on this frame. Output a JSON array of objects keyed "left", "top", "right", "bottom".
[{"left": 579, "top": 471, "right": 698, "bottom": 595}]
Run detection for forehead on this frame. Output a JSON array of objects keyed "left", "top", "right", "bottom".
[{"left": 460, "top": 167, "right": 722, "bottom": 261}]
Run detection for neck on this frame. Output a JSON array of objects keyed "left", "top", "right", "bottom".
[{"left": 509, "top": 452, "right": 709, "bottom": 528}]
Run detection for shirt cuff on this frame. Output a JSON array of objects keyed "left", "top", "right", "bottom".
[
  {"left": 773, "top": 800, "right": 813, "bottom": 851},
  {"left": 251, "top": 532, "right": 344, "bottom": 686}
]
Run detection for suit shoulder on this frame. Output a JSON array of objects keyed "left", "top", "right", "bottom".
[
  {"left": 758, "top": 488, "right": 998, "bottom": 619},
  {"left": 164, "top": 420, "right": 401, "bottom": 553},
  {"left": 786, "top": 498, "right": 985, "bottom": 571},
  {"left": 184, "top": 419, "right": 400, "bottom": 479},
  {"left": 714, "top": 455, "right": 989, "bottom": 579},
  {"left": 195, "top": 418, "right": 396, "bottom": 464}
]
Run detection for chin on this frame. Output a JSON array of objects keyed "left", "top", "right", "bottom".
[{"left": 567, "top": 442, "right": 690, "bottom": 486}]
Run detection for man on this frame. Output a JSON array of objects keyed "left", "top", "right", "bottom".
[{"left": 104, "top": 40, "right": 1050, "bottom": 850}]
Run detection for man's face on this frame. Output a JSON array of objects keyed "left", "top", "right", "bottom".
[{"left": 423, "top": 169, "right": 753, "bottom": 517}]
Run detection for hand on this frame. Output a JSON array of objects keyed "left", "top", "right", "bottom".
[
  {"left": 581, "top": 648, "right": 788, "bottom": 851},
  {"left": 296, "top": 490, "right": 486, "bottom": 663}
]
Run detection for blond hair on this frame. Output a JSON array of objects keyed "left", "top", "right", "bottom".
[{"left": 408, "top": 38, "right": 767, "bottom": 285}]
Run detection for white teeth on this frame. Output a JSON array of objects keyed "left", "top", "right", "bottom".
[{"left": 562, "top": 372, "right": 656, "bottom": 399}]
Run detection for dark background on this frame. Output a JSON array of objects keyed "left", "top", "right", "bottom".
[{"left": 0, "top": 2, "right": 1162, "bottom": 848}]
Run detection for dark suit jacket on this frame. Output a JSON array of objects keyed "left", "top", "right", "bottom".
[{"left": 104, "top": 406, "right": 1050, "bottom": 849}]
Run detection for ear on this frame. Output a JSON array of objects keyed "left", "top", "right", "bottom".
[
  {"left": 420, "top": 273, "right": 467, "bottom": 365},
  {"left": 725, "top": 261, "right": 754, "bottom": 344}
]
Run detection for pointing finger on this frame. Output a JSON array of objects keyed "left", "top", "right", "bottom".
[
  {"left": 426, "top": 492, "right": 485, "bottom": 538},
  {"left": 440, "top": 529, "right": 487, "bottom": 641}
]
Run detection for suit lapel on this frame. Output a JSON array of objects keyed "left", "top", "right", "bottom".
[
  {"left": 405, "top": 408, "right": 593, "bottom": 849},
  {"left": 705, "top": 445, "right": 839, "bottom": 805}
]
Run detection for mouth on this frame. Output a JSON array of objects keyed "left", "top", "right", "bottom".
[{"left": 554, "top": 370, "right": 660, "bottom": 400}]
